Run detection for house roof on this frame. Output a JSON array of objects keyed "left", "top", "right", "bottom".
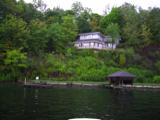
[
  {"left": 79, "top": 32, "right": 101, "bottom": 35},
  {"left": 108, "top": 71, "right": 135, "bottom": 78},
  {"left": 79, "top": 32, "right": 106, "bottom": 38}
]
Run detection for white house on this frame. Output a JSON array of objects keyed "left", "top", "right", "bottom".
[{"left": 74, "top": 32, "right": 119, "bottom": 50}]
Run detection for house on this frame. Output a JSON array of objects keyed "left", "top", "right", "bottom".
[
  {"left": 108, "top": 71, "right": 136, "bottom": 86},
  {"left": 74, "top": 32, "right": 119, "bottom": 50}
]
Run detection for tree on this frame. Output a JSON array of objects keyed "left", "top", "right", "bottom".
[
  {"left": 76, "top": 11, "right": 91, "bottom": 33},
  {"left": 33, "top": 0, "right": 47, "bottom": 12},
  {"left": 46, "top": 23, "right": 65, "bottom": 53},
  {"left": 27, "top": 19, "right": 48, "bottom": 55},
  {"left": 72, "top": 1, "right": 92, "bottom": 33},
  {"left": 119, "top": 3, "right": 141, "bottom": 47},
  {"left": 46, "top": 15, "right": 77, "bottom": 53},
  {"left": 90, "top": 13, "right": 102, "bottom": 32},
  {"left": 4, "top": 49, "right": 28, "bottom": 80},
  {"left": 61, "top": 15, "right": 78, "bottom": 42},
  {"left": 0, "top": 15, "right": 29, "bottom": 50},
  {"left": 71, "top": 1, "right": 84, "bottom": 17},
  {"left": 100, "top": 7, "right": 121, "bottom": 33},
  {"left": 138, "top": 9, "right": 152, "bottom": 47},
  {"left": 140, "top": 24, "right": 152, "bottom": 46},
  {"left": 45, "top": 7, "right": 64, "bottom": 24},
  {"left": 147, "top": 8, "right": 160, "bottom": 42},
  {"left": 105, "top": 23, "right": 120, "bottom": 48},
  {"left": 119, "top": 53, "right": 126, "bottom": 66},
  {"left": 0, "top": 0, "right": 18, "bottom": 21}
]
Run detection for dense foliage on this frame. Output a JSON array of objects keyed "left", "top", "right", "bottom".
[{"left": 0, "top": 0, "right": 160, "bottom": 83}]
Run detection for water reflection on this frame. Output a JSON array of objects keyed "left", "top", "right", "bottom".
[{"left": 0, "top": 84, "right": 160, "bottom": 120}]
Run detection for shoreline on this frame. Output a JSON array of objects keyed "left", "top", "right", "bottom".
[
  {"left": 23, "top": 81, "right": 108, "bottom": 89},
  {"left": 23, "top": 81, "right": 160, "bottom": 90}
]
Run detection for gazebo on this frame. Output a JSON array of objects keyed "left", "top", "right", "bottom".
[{"left": 108, "top": 71, "right": 135, "bottom": 85}]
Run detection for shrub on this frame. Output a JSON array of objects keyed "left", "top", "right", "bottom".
[
  {"left": 153, "top": 76, "right": 160, "bottom": 83},
  {"left": 127, "top": 67, "right": 153, "bottom": 83}
]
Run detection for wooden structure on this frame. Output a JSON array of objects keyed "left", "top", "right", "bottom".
[{"left": 108, "top": 71, "right": 135, "bottom": 86}]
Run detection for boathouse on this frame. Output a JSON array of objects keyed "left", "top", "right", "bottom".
[{"left": 108, "top": 71, "right": 135, "bottom": 85}]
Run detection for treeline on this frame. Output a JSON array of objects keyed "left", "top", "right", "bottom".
[{"left": 0, "top": 0, "right": 160, "bottom": 83}]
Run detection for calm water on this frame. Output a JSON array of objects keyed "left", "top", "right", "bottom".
[{"left": 0, "top": 84, "right": 160, "bottom": 120}]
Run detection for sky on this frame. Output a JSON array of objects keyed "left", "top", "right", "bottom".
[{"left": 24, "top": 0, "right": 160, "bottom": 14}]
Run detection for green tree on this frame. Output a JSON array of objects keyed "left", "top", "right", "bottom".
[
  {"left": 46, "top": 15, "right": 77, "bottom": 53},
  {"left": 105, "top": 23, "right": 120, "bottom": 48},
  {"left": 62, "top": 15, "right": 78, "bottom": 42},
  {"left": 45, "top": 7, "right": 64, "bottom": 24},
  {"left": 0, "top": 15, "right": 29, "bottom": 49},
  {"left": 4, "top": 49, "right": 28, "bottom": 80},
  {"left": 16, "top": 0, "right": 44, "bottom": 22},
  {"left": 71, "top": 1, "right": 84, "bottom": 17},
  {"left": 72, "top": 1, "right": 92, "bottom": 33},
  {"left": 100, "top": 7, "right": 121, "bottom": 33},
  {"left": 46, "top": 23, "right": 65, "bottom": 53},
  {"left": 140, "top": 24, "right": 152, "bottom": 46},
  {"left": 27, "top": 19, "right": 48, "bottom": 55},
  {"left": 119, "top": 3, "right": 141, "bottom": 47},
  {"left": 0, "top": 0, "right": 18, "bottom": 21},
  {"left": 119, "top": 53, "right": 126, "bottom": 66},
  {"left": 76, "top": 11, "right": 91, "bottom": 33},
  {"left": 147, "top": 8, "right": 160, "bottom": 42},
  {"left": 155, "top": 61, "right": 160, "bottom": 73},
  {"left": 33, "top": 0, "right": 46, "bottom": 12},
  {"left": 90, "top": 13, "right": 102, "bottom": 32}
]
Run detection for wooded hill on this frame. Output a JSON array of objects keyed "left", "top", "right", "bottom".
[{"left": 0, "top": 0, "right": 160, "bottom": 83}]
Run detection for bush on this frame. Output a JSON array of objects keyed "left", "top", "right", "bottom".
[
  {"left": 153, "top": 76, "right": 160, "bottom": 83},
  {"left": 0, "top": 73, "right": 13, "bottom": 81},
  {"left": 127, "top": 67, "right": 153, "bottom": 83}
]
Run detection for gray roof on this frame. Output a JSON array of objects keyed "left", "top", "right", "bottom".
[
  {"left": 108, "top": 71, "right": 135, "bottom": 78},
  {"left": 79, "top": 32, "right": 106, "bottom": 38},
  {"left": 76, "top": 39, "right": 106, "bottom": 43},
  {"left": 79, "top": 32, "right": 101, "bottom": 35}
]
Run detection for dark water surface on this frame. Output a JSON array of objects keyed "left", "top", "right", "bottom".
[{"left": 0, "top": 84, "right": 160, "bottom": 120}]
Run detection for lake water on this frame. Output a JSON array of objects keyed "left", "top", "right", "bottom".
[{"left": 0, "top": 84, "right": 160, "bottom": 120}]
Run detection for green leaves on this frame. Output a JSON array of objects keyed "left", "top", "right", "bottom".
[
  {"left": 4, "top": 49, "right": 27, "bottom": 68},
  {"left": 100, "top": 7, "right": 121, "bottom": 31},
  {"left": 46, "top": 15, "right": 77, "bottom": 53},
  {"left": 3, "top": 49, "right": 28, "bottom": 80},
  {"left": 0, "top": 15, "right": 29, "bottom": 49},
  {"left": 148, "top": 8, "right": 160, "bottom": 42},
  {"left": 27, "top": 19, "right": 48, "bottom": 55},
  {"left": 105, "top": 23, "right": 120, "bottom": 40},
  {"left": 119, "top": 53, "right": 126, "bottom": 66},
  {"left": 71, "top": 1, "right": 84, "bottom": 17},
  {"left": 90, "top": 13, "right": 101, "bottom": 32}
]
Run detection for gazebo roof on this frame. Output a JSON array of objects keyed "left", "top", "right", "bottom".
[{"left": 108, "top": 71, "right": 135, "bottom": 78}]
